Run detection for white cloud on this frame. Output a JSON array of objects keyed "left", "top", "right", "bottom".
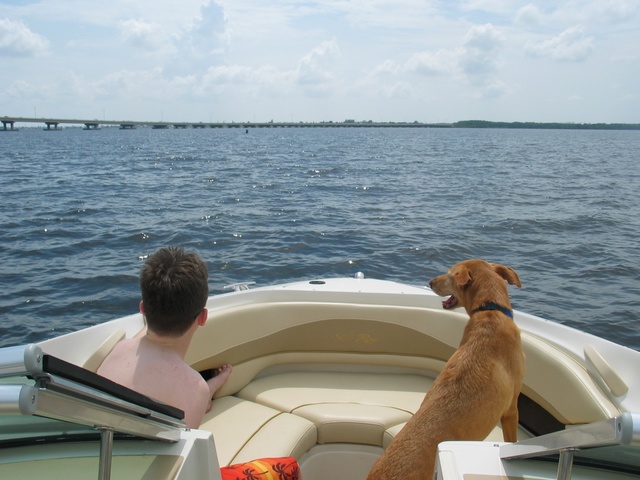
[
  {"left": 592, "top": 0, "right": 640, "bottom": 24},
  {"left": 461, "top": 0, "right": 512, "bottom": 15},
  {"left": 0, "top": 18, "right": 49, "bottom": 57},
  {"left": 1, "top": 1, "right": 638, "bottom": 122},
  {"left": 95, "top": 68, "right": 198, "bottom": 100},
  {"left": 201, "top": 64, "right": 253, "bottom": 86},
  {"left": 515, "top": 4, "right": 544, "bottom": 26},
  {"left": 198, "top": 40, "right": 341, "bottom": 98},
  {"left": 162, "top": 1, "right": 227, "bottom": 77},
  {"left": 5, "top": 78, "right": 47, "bottom": 99},
  {"left": 405, "top": 49, "right": 456, "bottom": 76},
  {"left": 119, "top": 19, "right": 167, "bottom": 52},
  {"left": 326, "top": 0, "right": 441, "bottom": 30},
  {"left": 25, "top": 68, "right": 199, "bottom": 109},
  {"left": 463, "top": 23, "right": 504, "bottom": 51},
  {"left": 295, "top": 39, "right": 340, "bottom": 86},
  {"left": 200, "top": 64, "right": 290, "bottom": 96},
  {"left": 370, "top": 23, "right": 506, "bottom": 98},
  {"left": 525, "top": 25, "right": 595, "bottom": 62},
  {"left": 371, "top": 59, "right": 401, "bottom": 76},
  {"left": 552, "top": 0, "right": 640, "bottom": 26},
  {"left": 459, "top": 23, "right": 504, "bottom": 88},
  {"left": 180, "top": 0, "right": 227, "bottom": 56}
]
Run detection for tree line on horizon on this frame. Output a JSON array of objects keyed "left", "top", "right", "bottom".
[{"left": 452, "top": 120, "right": 640, "bottom": 130}]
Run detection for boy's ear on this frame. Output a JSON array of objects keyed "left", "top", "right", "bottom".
[
  {"left": 197, "top": 308, "right": 208, "bottom": 326},
  {"left": 139, "top": 300, "right": 145, "bottom": 315}
]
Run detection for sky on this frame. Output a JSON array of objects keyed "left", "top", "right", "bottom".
[{"left": 1, "top": 0, "right": 639, "bottom": 124}]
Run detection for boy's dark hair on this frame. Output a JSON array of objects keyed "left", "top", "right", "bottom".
[{"left": 140, "top": 246, "right": 209, "bottom": 337}]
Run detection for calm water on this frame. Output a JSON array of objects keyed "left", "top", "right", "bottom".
[{"left": 1, "top": 126, "right": 639, "bottom": 350}]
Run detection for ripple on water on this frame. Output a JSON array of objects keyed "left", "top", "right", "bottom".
[{"left": 0, "top": 127, "right": 639, "bottom": 349}]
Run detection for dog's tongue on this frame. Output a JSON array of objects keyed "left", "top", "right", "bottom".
[{"left": 442, "top": 296, "right": 458, "bottom": 309}]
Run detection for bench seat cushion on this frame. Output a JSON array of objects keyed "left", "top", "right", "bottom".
[
  {"left": 238, "top": 372, "right": 432, "bottom": 411},
  {"left": 236, "top": 372, "right": 432, "bottom": 447},
  {"left": 202, "top": 371, "right": 533, "bottom": 465},
  {"left": 295, "top": 403, "right": 411, "bottom": 445},
  {"left": 200, "top": 396, "right": 317, "bottom": 466}
]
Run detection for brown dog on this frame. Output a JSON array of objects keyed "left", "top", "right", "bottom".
[{"left": 367, "top": 259, "right": 524, "bottom": 479}]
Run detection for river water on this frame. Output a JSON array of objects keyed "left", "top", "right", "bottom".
[{"left": 1, "top": 126, "right": 639, "bottom": 350}]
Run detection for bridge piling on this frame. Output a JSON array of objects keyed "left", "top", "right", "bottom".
[{"left": 44, "top": 122, "right": 61, "bottom": 130}]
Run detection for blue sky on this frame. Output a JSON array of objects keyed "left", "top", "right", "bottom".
[{"left": 1, "top": 0, "right": 638, "bottom": 123}]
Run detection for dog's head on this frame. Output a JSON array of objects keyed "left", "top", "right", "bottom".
[{"left": 429, "top": 259, "right": 521, "bottom": 312}]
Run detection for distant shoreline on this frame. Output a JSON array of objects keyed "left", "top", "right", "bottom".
[
  {"left": 452, "top": 120, "right": 640, "bottom": 130},
  {"left": 2, "top": 115, "right": 639, "bottom": 131}
]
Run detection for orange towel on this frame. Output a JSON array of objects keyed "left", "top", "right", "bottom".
[{"left": 220, "top": 457, "right": 300, "bottom": 480}]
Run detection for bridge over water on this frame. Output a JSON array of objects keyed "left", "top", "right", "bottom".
[{"left": 1, "top": 116, "right": 452, "bottom": 131}]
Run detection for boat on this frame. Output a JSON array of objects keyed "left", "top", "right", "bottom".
[{"left": 1, "top": 274, "right": 639, "bottom": 479}]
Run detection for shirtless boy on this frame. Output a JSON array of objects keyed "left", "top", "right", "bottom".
[{"left": 98, "top": 246, "right": 232, "bottom": 429}]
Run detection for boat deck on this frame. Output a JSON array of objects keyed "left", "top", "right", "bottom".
[{"left": 5, "top": 277, "right": 637, "bottom": 479}]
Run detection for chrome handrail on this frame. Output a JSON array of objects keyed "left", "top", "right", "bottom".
[{"left": 500, "top": 413, "right": 640, "bottom": 480}]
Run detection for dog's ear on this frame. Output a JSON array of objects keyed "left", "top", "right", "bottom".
[
  {"left": 491, "top": 263, "right": 522, "bottom": 288},
  {"left": 451, "top": 265, "right": 472, "bottom": 286}
]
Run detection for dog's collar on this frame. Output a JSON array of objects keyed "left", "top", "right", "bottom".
[{"left": 473, "top": 302, "right": 513, "bottom": 319}]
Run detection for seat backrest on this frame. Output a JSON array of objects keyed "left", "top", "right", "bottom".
[{"left": 82, "top": 329, "right": 125, "bottom": 372}]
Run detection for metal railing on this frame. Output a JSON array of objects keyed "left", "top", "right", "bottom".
[{"left": 500, "top": 412, "right": 640, "bottom": 479}]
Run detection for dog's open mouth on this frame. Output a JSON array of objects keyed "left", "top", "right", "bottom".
[{"left": 442, "top": 295, "right": 458, "bottom": 309}]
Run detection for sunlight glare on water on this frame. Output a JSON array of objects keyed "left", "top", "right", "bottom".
[{"left": 0, "top": 126, "right": 639, "bottom": 349}]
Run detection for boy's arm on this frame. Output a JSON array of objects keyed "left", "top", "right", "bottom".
[{"left": 204, "top": 364, "right": 233, "bottom": 404}]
